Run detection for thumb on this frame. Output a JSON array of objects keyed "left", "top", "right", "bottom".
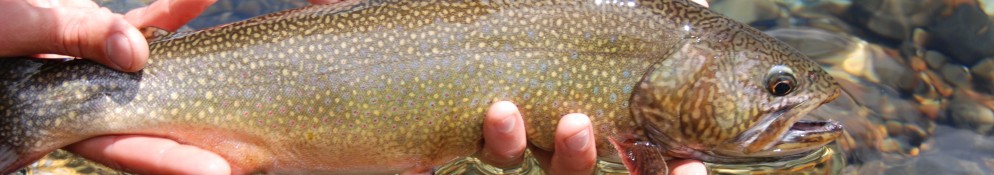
[{"left": 0, "top": 1, "right": 149, "bottom": 72}]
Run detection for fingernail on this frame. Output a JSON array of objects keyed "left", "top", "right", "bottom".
[
  {"left": 105, "top": 33, "right": 134, "bottom": 71},
  {"left": 567, "top": 127, "right": 590, "bottom": 151},
  {"left": 497, "top": 114, "right": 516, "bottom": 133}
]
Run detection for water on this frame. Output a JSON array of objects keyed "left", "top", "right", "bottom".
[
  {"left": 709, "top": 0, "right": 994, "bottom": 174},
  {"left": 22, "top": 0, "right": 994, "bottom": 174}
]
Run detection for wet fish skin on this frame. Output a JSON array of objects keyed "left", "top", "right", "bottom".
[
  {"left": 19, "top": 149, "right": 124, "bottom": 175},
  {"left": 0, "top": 0, "right": 841, "bottom": 174}
]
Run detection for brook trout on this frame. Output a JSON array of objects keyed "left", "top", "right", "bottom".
[{"left": 0, "top": 0, "right": 842, "bottom": 174}]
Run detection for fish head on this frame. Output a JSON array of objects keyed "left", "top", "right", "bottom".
[{"left": 628, "top": 21, "right": 842, "bottom": 163}]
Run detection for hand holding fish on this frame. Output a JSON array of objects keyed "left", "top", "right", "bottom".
[
  {"left": 64, "top": 101, "right": 707, "bottom": 174},
  {"left": 478, "top": 101, "right": 705, "bottom": 175},
  {"left": 1, "top": 0, "right": 727, "bottom": 174},
  {"left": 0, "top": 0, "right": 339, "bottom": 72}
]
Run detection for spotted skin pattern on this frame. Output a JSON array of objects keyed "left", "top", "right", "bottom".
[{"left": 0, "top": 0, "right": 840, "bottom": 174}]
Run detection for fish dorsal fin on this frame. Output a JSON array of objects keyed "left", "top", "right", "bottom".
[{"left": 610, "top": 137, "right": 669, "bottom": 175}]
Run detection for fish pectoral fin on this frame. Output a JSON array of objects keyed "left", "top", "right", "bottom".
[{"left": 609, "top": 137, "right": 669, "bottom": 175}]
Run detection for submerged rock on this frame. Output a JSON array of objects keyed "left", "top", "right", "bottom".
[
  {"left": 847, "top": 0, "right": 944, "bottom": 41},
  {"left": 923, "top": 50, "right": 948, "bottom": 70},
  {"left": 948, "top": 90, "right": 994, "bottom": 135},
  {"left": 922, "top": 3, "right": 994, "bottom": 65}
]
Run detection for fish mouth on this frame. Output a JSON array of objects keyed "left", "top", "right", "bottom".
[
  {"left": 785, "top": 120, "right": 843, "bottom": 137},
  {"left": 766, "top": 118, "right": 844, "bottom": 158},
  {"left": 693, "top": 111, "right": 844, "bottom": 164},
  {"left": 734, "top": 104, "right": 844, "bottom": 159},
  {"left": 770, "top": 87, "right": 845, "bottom": 151}
]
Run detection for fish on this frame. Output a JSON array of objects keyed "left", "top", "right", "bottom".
[
  {"left": 0, "top": 0, "right": 843, "bottom": 174},
  {"left": 18, "top": 149, "right": 125, "bottom": 175}
]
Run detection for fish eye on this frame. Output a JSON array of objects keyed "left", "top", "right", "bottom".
[{"left": 766, "top": 66, "right": 796, "bottom": 96}]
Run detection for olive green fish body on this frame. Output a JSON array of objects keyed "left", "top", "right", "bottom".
[{"left": 0, "top": 0, "right": 841, "bottom": 174}]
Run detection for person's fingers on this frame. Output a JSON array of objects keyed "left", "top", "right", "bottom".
[
  {"left": 549, "top": 114, "right": 597, "bottom": 175},
  {"left": 668, "top": 159, "right": 708, "bottom": 175},
  {"left": 27, "top": 0, "right": 99, "bottom": 8},
  {"left": 65, "top": 135, "right": 231, "bottom": 175},
  {"left": 124, "top": 0, "right": 216, "bottom": 32},
  {"left": 0, "top": 0, "right": 149, "bottom": 72},
  {"left": 478, "top": 101, "right": 528, "bottom": 167},
  {"left": 308, "top": 0, "right": 343, "bottom": 5}
]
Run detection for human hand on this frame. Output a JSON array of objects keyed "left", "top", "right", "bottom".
[
  {"left": 47, "top": 0, "right": 710, "bottom": 174},
  {"left": 0, "top": 0, "right": 341, "bottom": 72},
  {"left": 0, "top": 0, "right": 222, "bottom": 72},
  {"left": 478, "top": 0, "right": 707, "bottom": 171},
  {"left": 480, "top": 101, "right": 707, "bottom": 175},
  {"left": 49, "top": 0, "right": 340, "bottom": 174},
  {"left": 29, "top": 0, "right": 228, "bottom": 172},
  {"left": 0, "top": 0, "right": 152, "bottom": 72},
  {"left": 65, "top": 135, "right": 233, "bottom": 174},
  {"left": 64, "top": 103, "right": 707, "bottom": 175}
]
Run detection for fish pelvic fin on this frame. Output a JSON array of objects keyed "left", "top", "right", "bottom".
[{"left": 610, "top": 137, "right": 669, "bottom": 175}]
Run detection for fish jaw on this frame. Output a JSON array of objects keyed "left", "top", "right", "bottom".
[
  {"left": 771, "top": 120, "right": 844, "bottom": 153},
  {"left": 725, "top": 103, "right": 844, "bottom": 160}
]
